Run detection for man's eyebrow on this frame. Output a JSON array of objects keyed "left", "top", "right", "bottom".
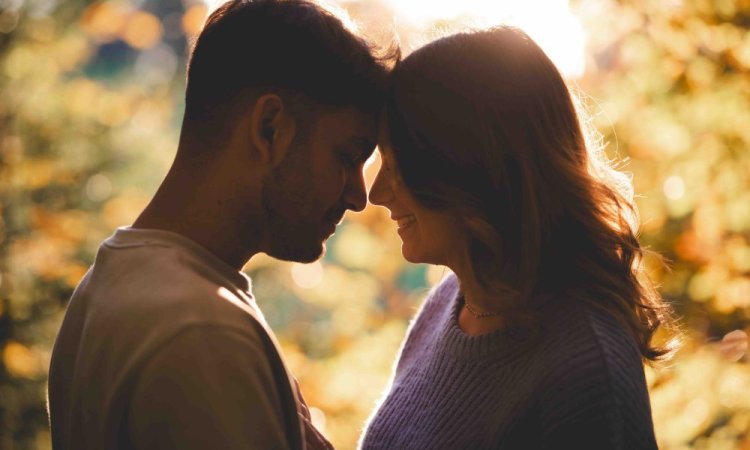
[{"left": 346, "top": 137, "right": 377, "bottom": 162}]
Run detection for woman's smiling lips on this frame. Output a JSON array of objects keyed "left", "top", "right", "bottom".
[{"left": 392, "top": 214, "right": 416, "bottom": 230}]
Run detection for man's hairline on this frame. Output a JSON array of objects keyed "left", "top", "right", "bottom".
[{"left": 180, "top": 86, "right": 380, "bottom": 156}]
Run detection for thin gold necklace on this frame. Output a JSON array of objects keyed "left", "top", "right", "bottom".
[{"left": 462, "top": 296, "right": 504, "bottom": 318}]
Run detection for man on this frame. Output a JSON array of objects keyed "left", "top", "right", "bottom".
[{"left": 47, "top": 1, "right": 392, "bottom": 448}]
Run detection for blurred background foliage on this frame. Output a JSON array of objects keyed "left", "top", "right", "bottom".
[{"left": 0, "top": 0, "right": 749, "bottom": 448}]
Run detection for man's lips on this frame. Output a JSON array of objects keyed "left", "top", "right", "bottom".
[
  {"left": 322, "top": 209, "right": 346, "bottom": 235},
  {"left": 325, "top": 209, "right": 346, "bottom": 226}
]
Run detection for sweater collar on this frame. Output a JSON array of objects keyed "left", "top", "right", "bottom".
[{"left": 438, "top": 274, "right": 537, "bottom": 360}]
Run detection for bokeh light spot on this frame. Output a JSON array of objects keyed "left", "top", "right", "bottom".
[
  {"left": 122, "top": 11, "right": 163, "bottom": 50},
  {"left": 720, "top": 330, "right": 748, "bottom": 362},
  {"left": 182, "top": 4, "right": 208, "bottom": 37},
  {"left": 663, "top": 175, "right": 685, "bottom": 200},
  {"left": 80, "top": 1, "right": 129, "bottom": 43},
  {"left": 3, "top": 341, "right": 43, "bottom": 379},
  {"left": 291, "top": 261, "right": 324, "bottom": 289},
  {"left": 86, "top": 173, "right": 113, "bottom": 202},
  {"left": 310, "top": 406, "right": 327, "bottom": 433}
]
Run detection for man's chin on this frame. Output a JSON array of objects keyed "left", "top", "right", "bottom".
[{"left": 267, "top": 241, "right": 325, "bottom": 264}]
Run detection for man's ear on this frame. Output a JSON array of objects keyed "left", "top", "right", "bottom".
[{"left": 249, "top": 93, "right": 296, "bottom": 165}]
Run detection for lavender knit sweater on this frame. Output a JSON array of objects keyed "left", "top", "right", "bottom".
[{"left": 360, "top": 274, "right": 658, "bottom": 450}]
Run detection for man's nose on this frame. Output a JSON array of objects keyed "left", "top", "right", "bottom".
[{"left": 343, "top": 169, "right": 368, "bottom": 212}]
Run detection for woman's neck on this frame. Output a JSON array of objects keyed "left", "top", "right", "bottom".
[{"left": 449, "top": 262, "right": 513, "bottom": 336}]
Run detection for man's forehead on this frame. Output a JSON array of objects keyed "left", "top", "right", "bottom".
[
  {"left": 346, "top": 134, "right": 377, "bottom": 163},
  {"left": 316, "top": 107, "right": 378, "bottom": 159},
  {"left": 317, "top": 107, "right": 377, "bottom": 139}
]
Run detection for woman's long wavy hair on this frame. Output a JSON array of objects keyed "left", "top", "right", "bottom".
[{"left": 386, "top": 26, "right": 677, "bottom": 361}]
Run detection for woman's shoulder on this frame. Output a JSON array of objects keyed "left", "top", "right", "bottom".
[
  {"left": 539, "top": 298, "right": 639, "bottom": 353},
  {"left": 528, "top": 300, "right": 656, "bottom": 448},
  {"left": 385, "top": 271, "right": 459, "bottom": 374},
  {"left": 412, "top": 270, "right": 460, "bottom": 321},
  {"left": 535, "top": 299, "right": 647, "bottom": 396},
  {"left": 429, "top": 270, "right": 460, "bottom": 304}
]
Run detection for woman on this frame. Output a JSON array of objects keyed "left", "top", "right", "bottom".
[{"left": 360, "top": 26, "right": 676, "bottom": 450}]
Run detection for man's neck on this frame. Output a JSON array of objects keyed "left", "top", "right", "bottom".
[{"left": 132, "top": 177, "right": 263, "bottom": 271}]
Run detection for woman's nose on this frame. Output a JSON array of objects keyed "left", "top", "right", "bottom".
[{"left": 368, "top": 165, "right": 393, "bottom": 206}]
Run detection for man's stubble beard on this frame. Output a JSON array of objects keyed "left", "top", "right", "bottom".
[{"left": 261, "top": 141, "right": 325, "bottom": 263}]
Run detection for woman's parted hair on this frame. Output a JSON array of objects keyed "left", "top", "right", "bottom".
[{"left": 387, "top": 26, "right": 676, "bottom": 361}]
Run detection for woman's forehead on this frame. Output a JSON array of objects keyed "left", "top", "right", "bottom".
[{"left": 376, "top": 122, "right": 394, "bottom": 154}]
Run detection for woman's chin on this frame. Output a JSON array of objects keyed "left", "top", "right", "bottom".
[
  {"left": 401, "top": 244, "right": 424, "bottom": 264},
  {"left": 401, "top": 244, "right": 448, "bottom": 267}
]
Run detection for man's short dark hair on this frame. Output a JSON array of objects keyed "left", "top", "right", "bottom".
[{"left": 184, "top": 0, "right": 394, "bottom": 139}]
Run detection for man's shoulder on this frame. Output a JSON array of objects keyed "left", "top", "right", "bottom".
[
  {"left": 90, "top": 240, "right": 253, "bottom": 315},
  {"left": 66, "top": 239, "right": 269, "bottom": 358},
  {"left": 56, "top": 242, "right": 280, "bottom": 393}
]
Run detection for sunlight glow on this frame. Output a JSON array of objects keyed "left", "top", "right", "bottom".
[
  {"left": 201, "top": 0, "right": 224, "bottom": 14},
  {"left": 200, "top": 0, "right": 586, "bottom": 77},
  {"left": 201, "top": 0, "right": 359, "bottom": 32},
  {"left": 383, "top": 0, "right": 587, "bottom": 78}
]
